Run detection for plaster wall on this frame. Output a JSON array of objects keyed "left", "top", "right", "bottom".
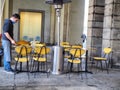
[
  {"left": 12, "top": 0, "right": 50, "bottom": 42},
  {"left": 69, "top": 0, "right": 85, "bottom": 44}
]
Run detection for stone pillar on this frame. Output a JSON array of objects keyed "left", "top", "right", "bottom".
[
  {"left": 50, "top": 6, "right": 55, "bottom": 45},
  {"left": 87, "top": 0, "right": 105, "bottom": 57},
  {"left": 3, "top": 0, "right": 9, "bottom": 18},
  {"left": 0, "top": 0, "right": 5, "bottom": 34},
  {"left": 0, "top": 0, "right": 9, "bottom": 34},
  {"left": 62, "top": 4, "right": 71, "bottom": 42},
  {"left": 0, "top": 0, "right": 9, "bottom": 66},
  {"left": 0, "top": 0, "right": 6, "bottom": 66},
  {"left": 103, "top": 0, "right": 120, "bottom": 65},
  {"left": 58, "top": 4, "right": 71, "bottom": 43},
  {"left": 50, "top": 4, "right": 71, "bottom": 45}
]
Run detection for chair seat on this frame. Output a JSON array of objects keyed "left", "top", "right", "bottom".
[
  {"left": 68, "top": 59, "right": 81, "bottom": 64},
  {"left": 35, "top": 43, "right": 46, "bottom": 47},
  {"left": 93, "top": 57, "right": 107, "bottom": 60},
  {"left": 15, "top": 57, "right": 29, "bottom": 62},
  {"left": 64, "top": 48, "right": 70, "bottom": 52},
  {"left": 64, "top": 55, "right": 71, "bottom": 59},
  {"left": 33, "top": 57, "right": 46, "bottom": 62}
]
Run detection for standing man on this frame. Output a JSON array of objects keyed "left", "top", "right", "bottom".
[{"left": 2, "top": 13, "right": 20, "bottom": 73}]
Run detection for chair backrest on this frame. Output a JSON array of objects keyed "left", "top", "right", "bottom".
[
  {"left": 15, "top": 45, "right": 32, "bottom": 56},
  {"left": 34, "top": 46, "right": 50, "bottom": 55},
  {"left": 60, "top": 42, "right": 69, "bottom": 46},
  {"left": 60, "top": 42, "right": 71, "bottom": 52},
  {"left": 103, "top": 48, "right": 112, "bottom": 54},
  {"left": 102, "top": 47, "right": 112, "bottom": 58},
  {"left": 70, "top": 48, "right": 85, "bottom": 58}
]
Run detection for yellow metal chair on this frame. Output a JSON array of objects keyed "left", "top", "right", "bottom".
[
  {"left": 92, "top": 47, "right": 112, "bottom": 73},
  {"left": 32, "top": 46, "right": 50, "bottom": 77},
  {"left": 64, "top": 44, "right": 83, "bottom": 58},
  {"left": 63, "top": 44, "right": 83, "bottom": 69},
  {"left": 14, "top": 45, "right": 32, "bottom": 80},
  {"left": 66, "top": 48, "right": 85, "bottom": 79},
  {"left": 14, "top": 45, "right": 32, "bottom": 72}
]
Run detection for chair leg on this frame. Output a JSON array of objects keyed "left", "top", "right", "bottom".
[
  {"left": 33, "top": 61, "right": 39, "bottom": 78},
  {"left": 91, "top": 60, "right": 96, "bottom": 72},
  {"left": 29, "top": 59, "right": 33, "bottom": 72},
  {"left": 46, "top": 62, "right": 49, "bottom": 78},
  {"left": 105, "top": 61, "right": 109, "bottom": 74},
  {"left": 14, "top": 61, "right": 18, "bottom": 73},
  {"left": 40, "top": 62, "right": 42, "bottom": 71},
  {"left": 108, "top": 59, "right": 110, "bottom": 68},
  {"left": 78, "top": 63, "right": 83, "bottom": 79},
  {"left": 26, "top": 61, "right": 30, "bottom": 79},
  {"left": 27, "top": 61, "right": 29, "bottom": 72},
  {"left": 66, "top": 62, "right": 71, "bottom": 79},
  {"left": 68, "top": 63, "right": 73, "bottom": 79},
  {"left": 37, "top": 62, "right": 40, "bottom": 71},
  {"left": 100, "top": 61, "right": 103, "bottom": 72},
  {"left": 91, "top": 59, "right": 95, "bottom": 68},
  {"left": 31, "top": 60, "right": 35, "bottom": 72},
  {"left": 20, "top": 62, "right": 22, "bottom": 72},
  {"left": 96, "top": 61, "right": 99, "bottom": 73},
  {"left": 66, "top": 62, "right": 69, "bottom": 74}
]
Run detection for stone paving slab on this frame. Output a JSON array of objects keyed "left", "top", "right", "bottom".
[
  {"left": 0, "top": 86, "right": 119, "bottom": 90},
  {"left": 0, "top": 66, "right": 120, "bottom": 90},
  {"left": 0, "top": 86, "right": 97, "bottom": 90}
]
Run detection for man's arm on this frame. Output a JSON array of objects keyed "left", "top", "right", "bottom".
[{"left": 4, "top": 32, "right": 16, "bottom": 45}]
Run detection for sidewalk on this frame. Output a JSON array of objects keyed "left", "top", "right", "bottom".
[{"left": 0, "top": 66, "right": 120, "bottom": 90}]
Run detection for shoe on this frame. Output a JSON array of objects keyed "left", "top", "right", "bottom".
[
  {"left": 4, "top": 69, "right": 14, "bottom": 74},
  {"left": 5, "top": 67, "right": 14, "bottom": 71},
  {"left": 10, "top": 68, "right": 15, "bottom": 72}
]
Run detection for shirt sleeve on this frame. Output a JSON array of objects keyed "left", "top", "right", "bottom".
[{"left": 3, "top": 21, "right": 10, "bottom": 33}]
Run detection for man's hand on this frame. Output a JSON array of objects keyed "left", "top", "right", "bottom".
[
  {"left": 4, "top": 32, "right": 17, "bottom": 45},
  {"left": 11, "top": 40, "right": 17, "bottom": 45}
]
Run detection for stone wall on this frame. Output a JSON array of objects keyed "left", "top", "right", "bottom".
[
  {"left": 88, "top": 0, "right": 120, "bottom": 65},
  {"left": 87, "top": 0, "right": 105, "bottom": 57},
  {"left": 103, "top": 0, "right": 120, "bottom": 65}
]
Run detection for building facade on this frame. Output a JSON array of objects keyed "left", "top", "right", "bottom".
[{"left": 0, "top": 0, "right": 120, "bottom": 66}]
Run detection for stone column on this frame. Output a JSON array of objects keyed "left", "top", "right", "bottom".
[
  {"left": 0, "top": 0, "right": 9, "bottom": 66},
  {"left": 0, "top": 0, "right": 6, "bottom": 34},
  {"left": 103, "top": 0, "right": 120, "bottom": 65},
  {"left": 0, "top": 0, "right": 5, "bottom": 66},
  {"left": 0, "top": 0, "right": 9, "bottom": 34},
  {"left": 50, "top": 6, "right": 55, "bottom": 45},
  {"left": 87, "top": 0, "right": 105, "bottom": 57},
  {"left": 58, "top": 4, "right": 71, "bottom": 43},
  {"left": 50, "top": 4, "right": 71, "bottom": 44},
  {"left": 62, "top": 4, "right": 71, "bottom": 42}
]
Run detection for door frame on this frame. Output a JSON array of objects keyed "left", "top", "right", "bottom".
[{"left": 19, "top": 9, "right": 45, "bottom": 42}]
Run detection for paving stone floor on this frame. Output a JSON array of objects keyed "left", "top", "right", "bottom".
[{"left": 0, "top": 66, "right": 120, "bottom": 90}]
